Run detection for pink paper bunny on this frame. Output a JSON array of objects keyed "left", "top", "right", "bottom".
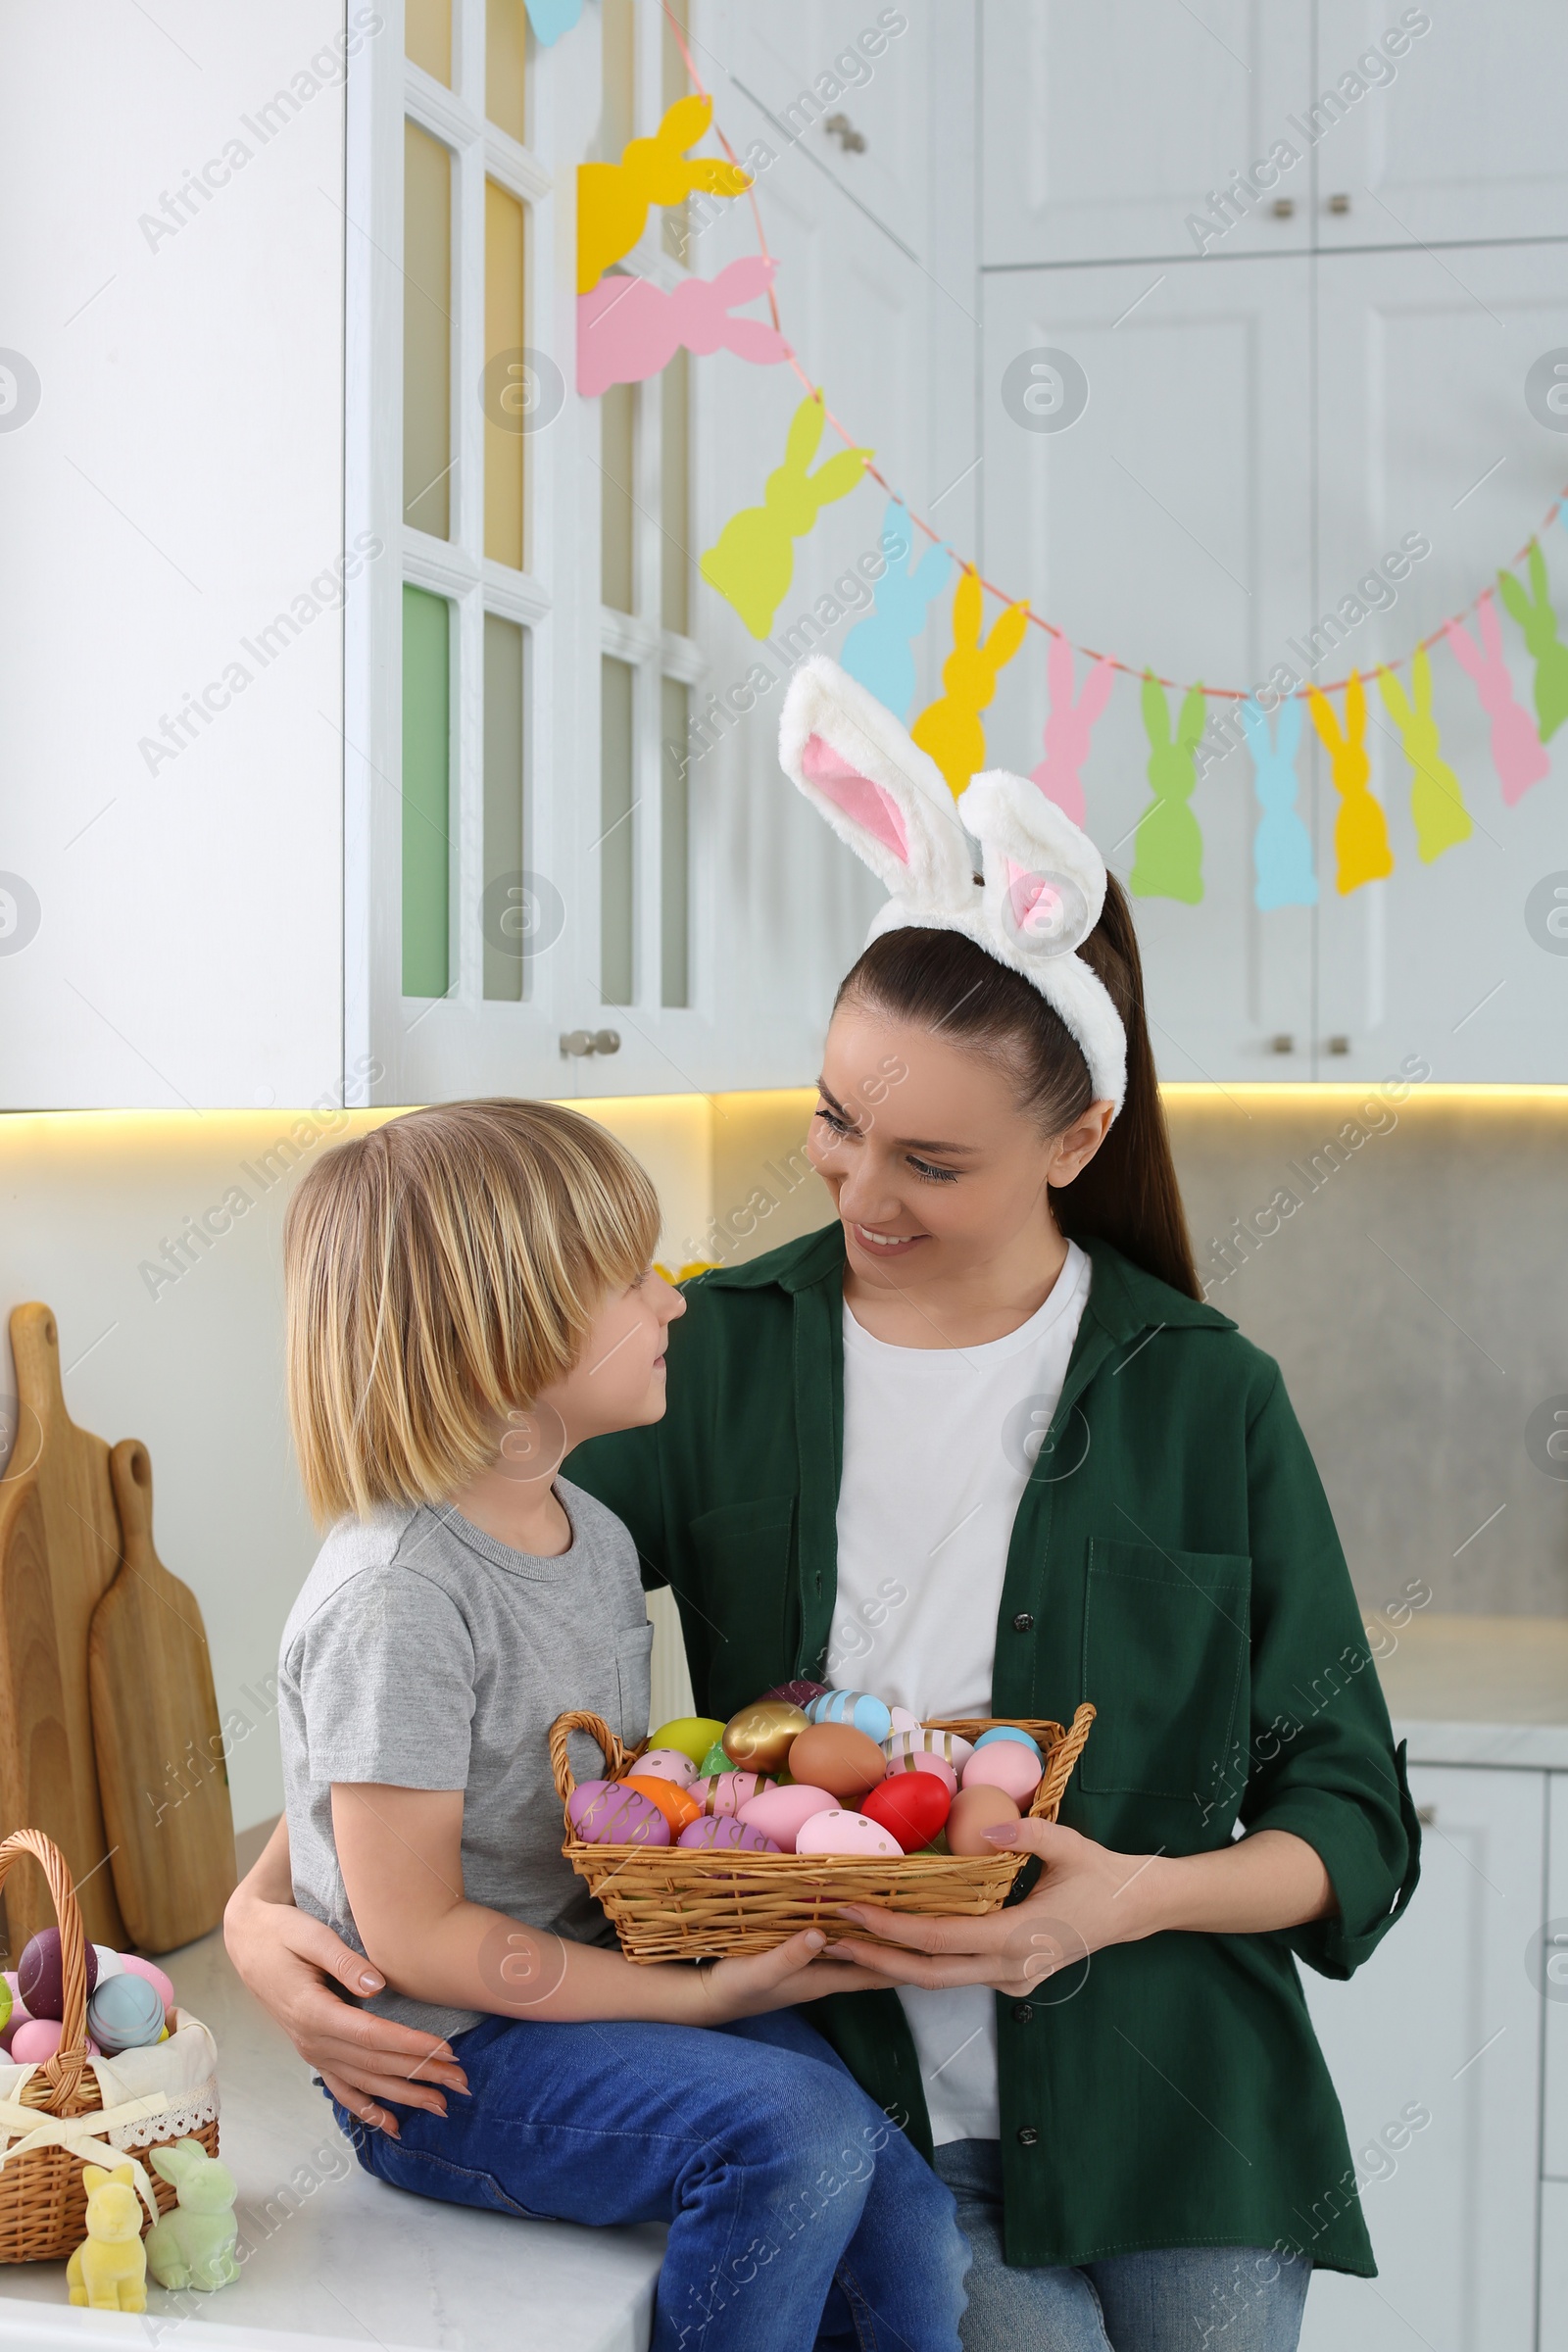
[
  {"left": 1444, "top": 591, "right": 1548, "bottom": 806},
  {"left": 1030, "top": 636, "right": 1114, "bottom": 825},
  {"left": 576, "top": 257, "right": 789, "bottom": 398}
]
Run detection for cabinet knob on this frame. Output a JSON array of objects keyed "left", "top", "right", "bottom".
[
  {"left": 1326, "top": 1035, "right": 1350, "bottom": 1055},
  {"left": 1271, "top": 196, "right": 1296, "bottom": 220},
  {"left": 1327, "top": 192, "right": 1351, "bottom": 215},
  {"left": 1268, "top": 1033, "right": 1295, "bottom": 1055},
  {"left": 560, "top": 1028, "right": 622, "bottom": 1058}
]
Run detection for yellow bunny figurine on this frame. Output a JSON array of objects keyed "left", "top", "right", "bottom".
[
  {"left": 66, "top": 2162, "right": 147, "bottom": 2314},
  {"left": 911, "top": 569, "right": 1030, "bottom": 797},
  {"left": 578, "top": 95, "right": 752, "bottom": 292},
  {"left": 700, "top": 392, "right": 871, "bottom": 638}
]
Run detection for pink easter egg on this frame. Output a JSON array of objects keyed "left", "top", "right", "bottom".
[
  {"left": 117, "top": 1954, "right": 176, "bottom": 2011},
  {"left": 566, "top": 1778, "right": 671, "bottom": 1846},
  {"left": 677, "top": 1815, "right": 782, "bottom": 1853},
  {"left": 9, "top": 2017, "right": 98, "bottom": 2062},
  {"left": 699, "top": 1770, "right": 777, "bottom": 1818},
  {"left": 633, "top": 1748, "right": 700, "bottom": 1788},
  {"left": 884, "top": 1727, "right": 974, "bottom": 1771},
  {"left": 737, "top": 1784, "right": 841, "bottom": 1854},
  {"left": 883, "top": 1748, "right": 958, "bottom": 1800},
  {"left": 795, "top": 1808, "right": 902, "bottom": 1859},
  {"left": 961, "top": 1743, "right": 1043, "bottom": 1804},
  {"left": 887, "top": 1706, "right": 920, "bottom": 1737}
]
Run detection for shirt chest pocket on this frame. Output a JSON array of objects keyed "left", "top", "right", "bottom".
[
  {"left": 612, "top": 1621, "right": 655, "bottom": 1745},
  {"left": 1078, "top": 1538, "right": 1250, "bottom": 1801}
]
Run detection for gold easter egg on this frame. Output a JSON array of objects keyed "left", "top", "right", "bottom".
[{"left": 721, "top": 1699, "right": 809, "bottom": 1774}]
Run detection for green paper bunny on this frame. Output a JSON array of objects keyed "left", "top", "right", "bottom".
[
  {"left": 1496, "top": 541, "right": 1568, "bottom": 741},
  {"left": 1130, "top": 672, "right": 1206, "bottom": 903},
  {"left": 144, "top": 2138, "right": 240, "bottom": 2293}
]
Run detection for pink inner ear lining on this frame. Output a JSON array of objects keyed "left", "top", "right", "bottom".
[{"left": 802, "top": 733, "right": 909, "bottom": 862}]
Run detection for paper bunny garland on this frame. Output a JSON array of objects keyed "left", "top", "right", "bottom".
[{"left": 779, "top": 658, "right": 1127, "bottom": 1112}]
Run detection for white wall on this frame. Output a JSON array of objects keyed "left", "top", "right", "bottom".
[
  {"left": 0, "top": 1098, "right": 711, "bottom": 1832},
  {"left": 0, "top": 2, "right": 351, "bottom": 1108}
]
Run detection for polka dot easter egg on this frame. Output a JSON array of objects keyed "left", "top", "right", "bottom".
[
  {"left": 567, "top": 1779, "right": 671, "bottom": 1846},
  {"left": 795, "top": 1809, "right": 902, "bottom": 1859},
  {"left": 633, "top": 1748, "right": 700, "bottom": 1788}
]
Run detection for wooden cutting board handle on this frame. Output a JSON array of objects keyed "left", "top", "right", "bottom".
[{"left": 89, "top": 1441, "right": 235, "bottom": 1952}]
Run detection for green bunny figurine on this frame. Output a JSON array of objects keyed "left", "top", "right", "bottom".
[{"left": 145, "top": 2138, "right": 240, "bottom": 2292}]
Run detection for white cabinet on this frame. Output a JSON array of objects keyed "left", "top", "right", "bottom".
[
  {"left": 980, "top": 0, "right": 1315, "bottom": 266},
  {"left": 1299, "top": 1764, "right": 1544, "bottom": 2352},
  {"left": 1546, "top": 1772, "right": 1568, "bottom": 2180}
]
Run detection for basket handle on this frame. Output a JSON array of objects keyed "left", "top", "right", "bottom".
[
  {"left": 0, "top": 1830, "right": 90, "bottom": 2106},
  {"left": 1029, "top": 1702, "right": 1096, "bottom": 1823},
  {"left": 549, "top": 1711, "right": 635, "bottom": 1808}
]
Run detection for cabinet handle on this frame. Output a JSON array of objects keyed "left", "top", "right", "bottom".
[
  {"left": 560, "top": 1028, "right": 622, "bottom": 1058},
  {"left": 1271, "top": 197, "right": 1296, "bottom": 219},
  {"left": 1328, "top": 192, "right": 1351, "bottom": 215},
  {"left": 1268, "top": 1033, "right": 1295, "bottom": 1054},
  {"left": 1416, "top": 1804, "right": 1437, "bottom": 1825},
  {"left": 1326, "top": 1035, "right": 1350, "bottom": 1055}
]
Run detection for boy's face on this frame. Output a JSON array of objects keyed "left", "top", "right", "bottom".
[{"left": 536, "top": 1268, "right": 685, "bottom": 1447}]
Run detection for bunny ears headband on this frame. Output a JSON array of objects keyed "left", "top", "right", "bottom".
[{"left": 779, "top": 658, "right": 1128, "bottom": 1114}]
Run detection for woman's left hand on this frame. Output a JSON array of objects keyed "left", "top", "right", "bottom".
[{"left": 826, "top": 1819, "right": 1161, "bottom": 1997}]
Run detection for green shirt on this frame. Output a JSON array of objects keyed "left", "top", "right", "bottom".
[{"left": 567, "top": 1226, "right": 1419, "bottom": 2276}]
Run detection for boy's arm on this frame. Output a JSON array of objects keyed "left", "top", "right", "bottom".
[{"left": 331, "top": 1782, "right": 892, "bottom": 2025}]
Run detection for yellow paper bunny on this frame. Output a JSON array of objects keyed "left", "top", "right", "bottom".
[
  {"left": 578, "top": 95, "right": 752, "bottom": 293},
  {"left": 67, "top": 2162, "right": 147, "bottom": 2314},
  {"left": 700, "top": 392, "right": 871, "bottom": 638},
  {"left": 1376, "top": 649, "right": 1472, "bottom": 862},
  {"left": 1306, "top": 673, "right": 1394, "bottom": 894},
  {"left": 911, "top": 570, "right": 1030, "bottom": 797}
]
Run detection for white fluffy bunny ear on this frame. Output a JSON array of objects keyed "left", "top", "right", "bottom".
[
  {"left": 779, "top": 657, "right": 975, "bottom": 911},
  {"left": 958, "top": 769, "right": 1127, "bottom": 1112}
]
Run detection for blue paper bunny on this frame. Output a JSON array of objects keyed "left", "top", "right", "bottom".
[
  {"left": 841, "top": 500, "right": 955, "bottom": 721},
  {"left": 1241, "top": 696, "right": 1316, "bottom": 910}
]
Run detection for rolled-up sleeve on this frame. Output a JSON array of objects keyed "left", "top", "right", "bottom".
[{"left": 1237, "top": 1365, "right": 1422, "bottom": 1978}]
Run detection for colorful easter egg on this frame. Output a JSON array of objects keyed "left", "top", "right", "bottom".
[
  {"left": 633, "top": 1747, "right": 700, "bottom": 1788},
  {"left": 90, "top": 1944, "right": 125, "bottom": 1983},
  {"left": 9, "top": 2017, "right": 100, "bottom": 2062},
  {"left": 677, "top": 1815, "right": 782, "bottom": 1853},
  {"left": 961, "top": 1743, "right": 1043, "bottom": 1804},
  {"left": 738, "top": 1784, "right": 841, "bottom": 1853},
  {"left": 18, "top": 1929, "right": 97, "bottom": 2024},
  {"left": 795, "top": 1808, "right": 902, "bottom": 1859},
  {"left": 860, "top": 1772, "right": 952, "bottom": 1853},
  {"left": 789, "top": 1723, "right": 887, "bottom": 1803},
  {"left": 721, "top": 1699, "right": 809, "bottom": 1774},
  {"left": 884, "top": 1727, "right": 974, "bottom": 1771},
  {"left": 117, "top": 1954, "right": 175, "bottom": 2011},
  {"left": 946, "top": 1785, "right": 1021, "bottom": 1855},
  {"left": 649, "top": 1717, "right": 727, "bottom": 1767},
  {"left": 883, "top": 1748, "right": 959, "bottom": 1800},
  {"left": 87, "top": 1971, "right": 166, "bottom": 2056},
  {"left": 0, "top": 1979, "right": 10, "bottom": 2035},
  {"left": 698, "top": 1770, "right": 778, "bottom": 1818},
  {"left": 806, "top": 1690, "right": 894, "bottom": 1744},
  {"left": 973, "top": 1726, "right": 1043, "bottom": 1762},
  {"left": 760, "top": 1679, "right": 829, "bottom": 1711},
  {"left": 566, "top": 1778, "right": 671, "bottom": 1846},
  {"left": 697, "top": 1741, "right": 733, "bottom": 1779},
  {"left": 621, "top": 1774, "right": 704, "bottom": 1834},
  {"left": 887, "top": 1705, "right": 920, "bottom": 1736}
]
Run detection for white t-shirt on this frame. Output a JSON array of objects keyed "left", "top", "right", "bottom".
[{"left": 832, "top": 1241, "right": 1091, "bottom": 2145}]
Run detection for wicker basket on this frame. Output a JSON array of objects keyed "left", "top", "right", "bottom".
[
  {"left": 551, "top": 1704, "right": 1095, "bottom": 1963},
  {"left": 0, "top": 1830, "right": 220, "bottom": 2264}
]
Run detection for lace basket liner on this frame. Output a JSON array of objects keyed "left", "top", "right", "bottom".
[{"left": 0, "top": 1831, "right": 221, "bottom": 2264}]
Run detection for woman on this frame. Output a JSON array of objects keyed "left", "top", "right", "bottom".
[{"left": 226, "top": 659, "right": 1417, "bottom": 2349}]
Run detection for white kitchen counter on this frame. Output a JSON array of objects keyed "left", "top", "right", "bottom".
[
  {"left": 1380, "top": 1610, "right": 1568, "bottom": 1769},
  {"left": 0, "top": 1928, "right": 664, "bottom": 2351}
]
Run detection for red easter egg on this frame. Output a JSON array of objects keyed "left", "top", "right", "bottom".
[{"left": 860, "top": 1771, "right": 952, "bottom": 1853}]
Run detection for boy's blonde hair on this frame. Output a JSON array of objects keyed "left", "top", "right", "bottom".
[{"left": 283, "top": 1099, "right": 661, "bottom": 1523}]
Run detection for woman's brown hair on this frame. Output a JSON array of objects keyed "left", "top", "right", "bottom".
[{"left": 836, "top": 876, "right": 1200, "bottom": 1298}]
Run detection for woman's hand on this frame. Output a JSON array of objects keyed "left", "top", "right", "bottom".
[
  {"left": 687, "top": 1930, "right": 899, "bottom": 2024},
  {"left": 824, "top": 1820, "right": 1335, "bottom": 1996},
  {"left": 223, "top": 1872, "right": 468, "bottom": 2138}
]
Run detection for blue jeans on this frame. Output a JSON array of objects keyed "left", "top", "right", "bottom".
[
  {"left": 330, "top": 2006, "right": 969, "bottom": 2352},
  {"left": 934, "top": 2142, "right": 1310, "bottom": 2351}
]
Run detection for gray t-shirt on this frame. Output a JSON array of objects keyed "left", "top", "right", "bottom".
[{"left": 277, "top": 1478, "right": 654, "bottom": 2040}]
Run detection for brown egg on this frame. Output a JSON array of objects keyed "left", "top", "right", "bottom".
[
  {"left": 788, "top": 1723, "right": 887, "bottom": 1803},
  {"left": 721, "top": 1700, "right": 808, "bottom": 1774},
  {"left": 946, "top": 1784, "right": 1021, "bottom": 1856}
]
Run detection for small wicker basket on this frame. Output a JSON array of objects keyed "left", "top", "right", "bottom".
[
  {"left": 551, "top": 1704, "right": 1095, "bottom": 1963},
  {"left": 0, "top": 1830, "right": 220, "bottom": 2264}
]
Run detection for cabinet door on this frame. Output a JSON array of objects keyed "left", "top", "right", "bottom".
[
  {"left": 980, "top": 0, "right": 1314, "bottom": 266},
  {"left": 1544, "top": 2181, "right": 1568, "bottom": 2352},
  {"left": 1314, "top": 0, "right": 1568, "bottom": 250},
  {"left": 1545, "top": 1772, "right": 1568, "bottom": 2180},
  {"left": 981, "top": 261, "right": 1314, "bottom": 1079},
  {"left": 1298, "top": 1765, "right": 1544, "bottom": 2352},
  {"left": 1313, "top": 242, "right": 1568, "bottom": 1082}
]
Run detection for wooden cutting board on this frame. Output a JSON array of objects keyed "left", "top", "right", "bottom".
[
  {"left": 0, "top": 1303, "right": 125, "bottom": 1952},
  {"left": 91, "top": 1440, "right": 235, "bottom": 1952}
]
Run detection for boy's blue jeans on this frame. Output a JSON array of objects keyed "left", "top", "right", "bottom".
[{"left": 330, "top": 2005, "right": 969, "bottom": 2352}]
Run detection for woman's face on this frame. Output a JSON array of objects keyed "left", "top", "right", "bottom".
[{"left": 808, "top": 998, "right": 1113, "bottom": 1284}]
